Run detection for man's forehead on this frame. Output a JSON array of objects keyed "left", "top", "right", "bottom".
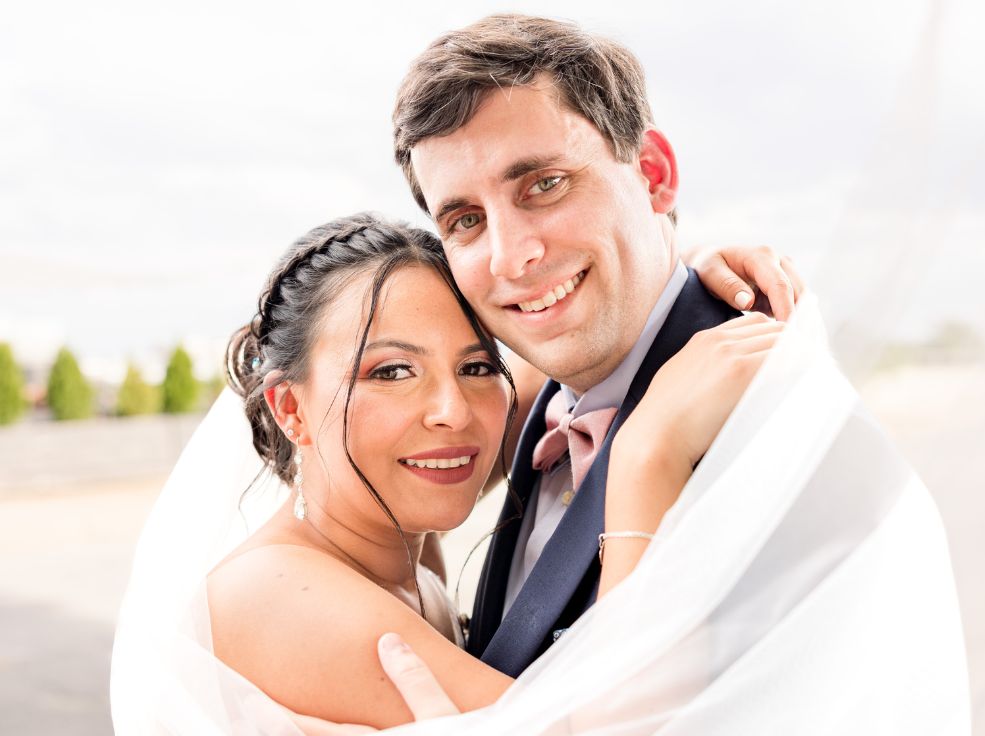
[{"left": 410, "top": 84, "right": 598, "bottom": 208}]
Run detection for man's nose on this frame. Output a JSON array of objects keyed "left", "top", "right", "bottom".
[
  {"left": 487, "top": 211, "right": 545, "bottom": 280},
  {"left": 423, "top": 377, "right": 473, "bottom": 431}
]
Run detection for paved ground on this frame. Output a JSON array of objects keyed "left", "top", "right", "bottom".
[
  {"left": 0, "top": 478, "right": 162, "bottom": 735},
  {"left": 0, "top": 364, "right": 982, "bottom": 734}
]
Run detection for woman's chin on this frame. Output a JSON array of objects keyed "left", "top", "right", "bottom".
[{"left": 417, "top": 505, "right": 478, "bottom": 535}]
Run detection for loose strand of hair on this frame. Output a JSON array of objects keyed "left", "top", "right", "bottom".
[{"left": 341, "top": 256, "right": 427, "bottom": 619}]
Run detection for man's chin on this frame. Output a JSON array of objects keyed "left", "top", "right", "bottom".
[{"left": 518, "top": 346, "right": 610, "bottom": 391}]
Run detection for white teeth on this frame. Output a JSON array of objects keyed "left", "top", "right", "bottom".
[
  {"left": 517, "top": 271, "right": 585, "bottom": 313},
  {"left": 403, "top": 455, "right": 472, "bottom": 469}
]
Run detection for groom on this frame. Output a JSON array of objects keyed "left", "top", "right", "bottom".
[{"left": 392, "top": 14, "right": 801, "bottom": 677}]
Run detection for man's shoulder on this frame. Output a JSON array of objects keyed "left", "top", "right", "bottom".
[{"left": 672, "top": 267, "right": 742, "bottom": 331}]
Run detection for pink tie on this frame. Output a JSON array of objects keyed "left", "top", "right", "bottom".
[{"left": 531, "top": 391, "right": 618, "bottom": 490}]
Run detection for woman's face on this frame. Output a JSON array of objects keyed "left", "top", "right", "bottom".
[{"left": 298, "top": 264, "right": 510, "bottom": 534}]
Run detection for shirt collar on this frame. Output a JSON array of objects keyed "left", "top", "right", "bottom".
[{"left": 561, "top": 260, "right": 688, "bottom": 417}]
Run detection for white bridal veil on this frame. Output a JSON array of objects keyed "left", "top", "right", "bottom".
[
  {"left": 110, "top": 295, "right": 971, "bottom": 735},
  {"left": 111, "top": 3, "right": 974, "bottom": 732}
]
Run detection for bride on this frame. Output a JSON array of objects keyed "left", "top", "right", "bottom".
[{"left": 111, "top": 213, "right": 970, "bottom": 734}]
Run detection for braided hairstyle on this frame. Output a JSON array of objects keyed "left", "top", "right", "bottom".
[{"left": 226, "top": 213, "right": 519, "bottom": 610}]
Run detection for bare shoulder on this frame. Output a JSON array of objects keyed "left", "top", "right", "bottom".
[
  {"left": 207, "top": 544, "right": 510, "bottom": 728},
  {"left": 208, "top": 544, "right": 371, "bottom": 628}
]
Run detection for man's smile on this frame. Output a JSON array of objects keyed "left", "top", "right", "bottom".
[
  {"left": 515, "top": 270, "right": 586, "bottom": 313},
  {"left": 505, "top": 268, "right": 588, "bottom": 313}
]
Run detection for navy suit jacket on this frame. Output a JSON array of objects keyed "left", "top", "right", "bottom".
[{"left": 466, "top": 269, "right": 740, "bottom": 676}]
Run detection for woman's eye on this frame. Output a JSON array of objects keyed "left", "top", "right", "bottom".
[
  {"left": 461, "top": 361, "right": 497, "bottom": 377},
  {"left": 531, "top": 176, "right": 561, "bottom": 194},
  {"left": 370, "top": 364, "right": 413, "bottom": 381}
]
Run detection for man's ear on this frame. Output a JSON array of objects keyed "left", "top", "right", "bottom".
[
  {"left": 638, "top": 128, "right": 679, "bottom": 214},
  {"left": 263, "top": 381, "right": 309, "bottom": 445}
]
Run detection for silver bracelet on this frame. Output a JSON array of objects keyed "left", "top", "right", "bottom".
[{"left": 598, "top": 531, "right": 655, "bottom": 564}]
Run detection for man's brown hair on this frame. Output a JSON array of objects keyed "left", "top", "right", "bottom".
[{"left": 392, "top": 14, "right": 656, "bottom": 214}]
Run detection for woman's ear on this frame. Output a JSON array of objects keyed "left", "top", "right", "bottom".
[
  {"left": 263, "top": 380, "right": 310, "bottom": 445},
  {"left": 638, "top": 128, "right": 679, "bottom": 214}
]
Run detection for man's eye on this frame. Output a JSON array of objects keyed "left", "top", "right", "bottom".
[
  {"left": 370, "top": 364, "right": 413, "bottom": 381},
  {"left": 456, "top": 212, "right": 481, "bottom": 230},
  {"left": 461, "top": 361, "right": 497, "bottom": 377},
  {"left": 531, "top": 176, "right": 561, "bottom": 194}
]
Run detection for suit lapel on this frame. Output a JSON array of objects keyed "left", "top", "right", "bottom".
[
  {"left": 466, "top": 378, "right": 558, "bottom": 656},
  {"left": 474, "top": 269, "right": 740, "bottom": 671}
]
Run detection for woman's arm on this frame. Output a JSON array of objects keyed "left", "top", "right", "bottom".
[
  {"left": 208, "top": 545, "right": 512, "bottom": 730},
  {"left": 478, "top": 246, "right": 802, "bottom": 498},
  {"left": 599, "top": 313, "right": 785, "bottom": 597}
]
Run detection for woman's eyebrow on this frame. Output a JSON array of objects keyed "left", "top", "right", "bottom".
[
  {"left": 460, "top": 342, "right": 486, "bottom": 357},
  {"left": 363, "top": 340, "right": 487, "bottom": 358},
  {"left": 364, "top": 339, "right": 427, "bottom": 355}
]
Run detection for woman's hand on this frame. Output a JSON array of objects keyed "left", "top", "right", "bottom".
[
  {"left": 600, "top": 313, "right": 785, "bottom": 595},
  {"left": 617, "top": 312, "right": 785, "bottom": 472},
  {"left": 687, "top": 245, "right": 805, "bottom": 321}
]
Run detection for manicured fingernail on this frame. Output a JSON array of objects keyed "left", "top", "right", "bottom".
[
  {"left": 378, "top": 632, "right": 409, "bottom": 655},
  {"left": 735, "top": 291, "right": 753, "bottom": 309}
]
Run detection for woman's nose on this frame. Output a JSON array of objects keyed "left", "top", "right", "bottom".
[{"left": 423, "top": 378, "right": 473, "bottom": 431}]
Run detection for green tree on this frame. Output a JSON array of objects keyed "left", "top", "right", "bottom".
[
  {"left": 162, "top": 346, "right": 199, "bottom": 414},
  {"left": 47, "top": 347, "right": 94, "bottom": 420},
  {"left": 0, "top": 343, "right": 26, "bottom": 425},
  {"left": 116, "top": 363, "right": 159, "bottom": 416}
]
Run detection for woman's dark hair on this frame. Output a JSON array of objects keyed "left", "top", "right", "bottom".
[{"left": 226, "top": 212, "right": 519, "bottom": 614}]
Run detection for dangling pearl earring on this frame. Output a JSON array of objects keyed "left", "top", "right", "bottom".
[{"left": 292, "top": 443, "right": 307, "bottom": 521}]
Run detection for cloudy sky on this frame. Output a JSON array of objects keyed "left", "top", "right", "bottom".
[{"left": 1, "top": 0, "right": 982, "bottom": 381}]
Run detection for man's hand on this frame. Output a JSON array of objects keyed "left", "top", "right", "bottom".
[
  {"left": 285, "top": 634, "right": 458, "bottom": 734},
  {"left": 377, "top": 633, "right": 459, "bottom": 719},
  {"left": 687, "top": 245, "right": 806, "bottom": 322}
]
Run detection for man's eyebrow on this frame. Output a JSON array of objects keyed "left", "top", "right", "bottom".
[
  {"left": 501, "top": 155, "right": 564, "bottom": 183},
  {"left": 363, "top": 339, "right": 427, "bottom": 355},
  {"left": 433, "top": 197, "right": 471, "bottom": 226},
  {"left": 432, "top": 155, "right": 565, "bottom": 225}
]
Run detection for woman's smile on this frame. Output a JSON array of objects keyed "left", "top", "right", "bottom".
[{"left": 397, "top": 445, "right": 481, "bottom": 484}]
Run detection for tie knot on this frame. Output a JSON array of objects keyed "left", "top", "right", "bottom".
[{"left": 531, "top": 391, "right": 618, "bottom": 490}]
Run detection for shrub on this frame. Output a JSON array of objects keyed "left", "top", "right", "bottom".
[
  {"left": 116, "top": 364, "right": 159, "bottom": 416},
  {"left": 47, "top": 347, "right": 94, "bottom": 420},
  {"left": 162, "top": 346, "right": 199, "bottom": 414},
  {"left": 0, "top": 343, "right": 26, "bottom": 425}
]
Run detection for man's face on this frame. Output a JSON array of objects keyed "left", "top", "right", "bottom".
[{"left": 410, "top": 80, "right": 676, "bottom": 392}]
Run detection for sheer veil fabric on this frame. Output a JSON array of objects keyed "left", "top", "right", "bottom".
[{"left": 110, "top": 294, "right": 971, "bottom": 734}]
